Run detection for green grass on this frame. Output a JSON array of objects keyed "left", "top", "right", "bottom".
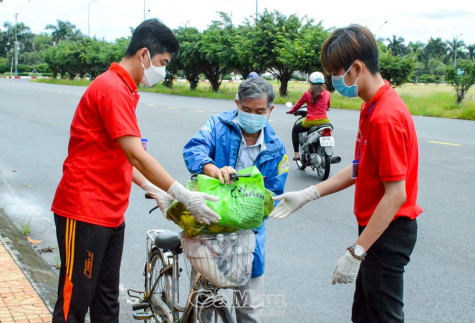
[
  {"left": 33, "top": 78, "right": 475, "bottom": 120},
  {"left": 20, "top": 217, "right": 32, "bottom": 236}
]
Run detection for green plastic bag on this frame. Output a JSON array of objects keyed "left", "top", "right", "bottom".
[
  {"left": 166, "top": 166, "right": 274, "bottom": 236},
  {"left": 198, "top": 166, "right": 274, "bottom": 230}
]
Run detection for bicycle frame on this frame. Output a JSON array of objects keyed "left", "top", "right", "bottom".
[{"left": 141, "top": 229, "right": 231, "bottom": 322}]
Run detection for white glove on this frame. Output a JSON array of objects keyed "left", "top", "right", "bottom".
[
  {"left": 268, "top": 185, "right": 320, "bottom": 219},
  {"left": 167, "top": 181, "right": 221, "bottom": 225},
  {"left": 141, "top": 180, "right": 175, "bottom": 217},
  {"left": 332, "top": 251, "right": 362, "bottom": 285}
]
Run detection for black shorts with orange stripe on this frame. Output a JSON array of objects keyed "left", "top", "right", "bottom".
[{"left": 52, "top": 214, "right": 125, "bottom": 323}]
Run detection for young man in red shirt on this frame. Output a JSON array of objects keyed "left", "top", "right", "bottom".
[
  {"left": 269, "top": 24, "right": 423, "bottom": 322},
  {"left": 51, "top": 19, "right": 220, "bottom": 322}
]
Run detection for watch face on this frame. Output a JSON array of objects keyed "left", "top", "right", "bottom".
[{"left": 354, "top": 246, "right": 364, "bottom": 257}]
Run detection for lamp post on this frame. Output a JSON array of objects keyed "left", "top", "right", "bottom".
[
  {"left": 14, "top": 12, "right": 18, "bottom": 77},
  {"left": 146, "top": 9, "right": 151, "bottom": 19},
  {"left": 88, "top": 0, "right": 98, "bottom": 37},
  {"left": 454, "top": 33, "right": 463, "bottom": 67},
  {"left": 378, "top": 20, "right": 388, "bottom": 41}
]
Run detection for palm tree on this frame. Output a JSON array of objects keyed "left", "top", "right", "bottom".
[
  {"left": 1, "top": 21, "right": 34, "bottom": 56},
  {"left": 386, "top": 35, "right": 409, "bottom": 56},
  {"left": 466, "top": 44, "right": 475, "bottom": 60},
  {"left": 424, "top": 37, "right": 447, "bottom": 62},
  {"left": 408, "top": 41, "right": 425, "bottom": 54},
  {"left": 45, "top": 20, "right": 83, "bottom": 45},
  {"left": 445, "top": 37, "right": 466, "bottom": 66}
]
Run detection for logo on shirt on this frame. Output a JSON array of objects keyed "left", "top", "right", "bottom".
[{"left": 278, "top": 155, "right": 289, "bottom": 175}]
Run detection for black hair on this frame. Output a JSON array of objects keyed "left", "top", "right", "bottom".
[
  {"left": 125, "top": 19, "right": 179, "bottom": 58},
  {"left": 321, "top": 24, "right": 379, "bottom": 75}
]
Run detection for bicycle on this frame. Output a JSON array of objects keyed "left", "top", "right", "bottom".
[{"left": 128, "top": 180, "right": 256, "bottom": 323}]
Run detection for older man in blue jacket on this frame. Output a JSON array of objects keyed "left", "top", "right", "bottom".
[{"left": 183, "top": 77, "right": 288, "bottom": 322}]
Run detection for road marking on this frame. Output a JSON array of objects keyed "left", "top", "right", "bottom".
[
  {"left": 168, "top": 106, "right": 177, "bottom": 109},
  {"left": 194, "top": 110, "right": 204, "bottom": 113},
  {"left": 428, "top": 141, "right": 462, "bottom": 146},
  {"left": 147, "top": 103, "right": 156, "bottom": 107}
]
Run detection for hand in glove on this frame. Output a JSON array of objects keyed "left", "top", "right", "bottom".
[
  {"left": 332, "top": 251, "right": 361, "bottom": 285},
  {"left": 167, "top": 181, "right": 221, "bottom": 225},
  {"left": 268, "top": 185, "right": 320, "bottom": 219},
  {"left": 141, "top": 180, "right": 175, "bottom": 216}
]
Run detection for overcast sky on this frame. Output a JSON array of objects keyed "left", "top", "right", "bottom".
[{"left": 1, "top": 0, "right": 474, "bottom": 45}]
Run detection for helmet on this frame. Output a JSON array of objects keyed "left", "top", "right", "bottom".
[
  {"left": 309, "top": 72, "right": 325, "bottom": 84},
  {"left": 248, "top": 71, "right": 259, "bottom": 78}
]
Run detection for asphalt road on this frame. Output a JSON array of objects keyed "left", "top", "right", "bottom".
[{"left": 0, "top": 78, "right": 474, "bottom": 322}]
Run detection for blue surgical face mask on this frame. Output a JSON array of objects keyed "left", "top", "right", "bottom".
[
  {"left": 332, "top": 64, "right": 359, "bottom": 97},
  {"left": 236, "top": 109, "right": 268, "bottom": 134}
]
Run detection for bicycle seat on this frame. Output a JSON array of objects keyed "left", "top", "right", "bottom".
[
  {"left": 154, "top": 231, "right": 181, "bottom": 251},
  {"left": 308, "top": 123, "right": 333, "bottom": 134}
]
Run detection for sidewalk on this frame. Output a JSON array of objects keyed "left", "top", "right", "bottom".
[
  {"left": 0, "top": 241, "right": 52, "bottom": 322},
  {"left": 0, "top": 211, "right": 56, "bottom": 323}
]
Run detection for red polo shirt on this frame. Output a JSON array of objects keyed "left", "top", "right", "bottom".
[
  {"left": 51, "top": 63, "right": 141, "bottom": 227},
  {"left": 288, "top": 90, "right": 331, "bottom": 120},
  {"left": 354, "top": 81, "right": 423, "bottom": 226}
]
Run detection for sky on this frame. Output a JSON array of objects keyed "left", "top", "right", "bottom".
[{"left": 1, "top": 0, "right": 474, "bottom": 46}]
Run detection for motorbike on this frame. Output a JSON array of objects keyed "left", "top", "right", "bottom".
[{"left": 286, "top": 102, "right": 341, "bottom": 180}]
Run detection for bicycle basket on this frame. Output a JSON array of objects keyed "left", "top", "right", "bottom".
[{"left": 180, "top": 230, "right": 255, "bottom": 288}]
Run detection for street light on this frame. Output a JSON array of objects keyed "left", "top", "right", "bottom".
[
  {"left": 378, "top": 20, "right": 388, "bottom": 40},
  {"left": 256, "top": 0, "right": 258, "bottom": 21},
  {"left": 14, "top": 12, "right": 18, "bottom": 77},
  {"left": 88, "top": 0, "right": 99, "bottom": 37},
  {"left": 146, "top": 9, "right": 151, "bottom": 19}
]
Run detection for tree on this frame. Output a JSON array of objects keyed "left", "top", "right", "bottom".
[
  {"left": 445, "top": 37, "right": 466, "bottom": 66},
  {"left": 446, "top": 59, "right": 475, "bottom": 104},
  {"left": 251, "top": 10, "right": 305, "bottom": 96},
  {"left": 379, "top": 52, "right": 414, "bottom": 87},
  {"left": 423, "top": 37, "right": 447, "bottom": 62},
  {"left": 387, "top": 35, "right": 409, "bottom": 57},
  {"left": 45, "top": 20, "right": 83, "bottom": 45},
  {"left": 466, "top": 44, "right": 475, "bottom": 60},
  {"left": 1, "top": 21, "right": 34, "bottom": 57},
  {"left": 233, "top": 23, "right": 264, "bottom": 78},
  {"left": 294, "top": 21, "right": 329, "bottom": 75},
  {"left": 172, "top": 27, "right": 203, "bottom": 90},
  {"left": 200, "top": 12, "right": 235, "bottom": 92}
]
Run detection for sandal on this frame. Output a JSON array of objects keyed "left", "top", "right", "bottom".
[{"left": 293, "top": 156, "right": 300, "bottom": 161}]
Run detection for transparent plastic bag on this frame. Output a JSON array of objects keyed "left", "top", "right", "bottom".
[{"left": 180, "top": 230, "right": 255, "bottom": 288}]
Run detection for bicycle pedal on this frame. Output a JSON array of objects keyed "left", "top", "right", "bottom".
[
  {"left": 132, "top": 302, "right": 149, "bottom": 311},
  {"left": 133, "top": 310, "right": 153, "bottom": 320}
]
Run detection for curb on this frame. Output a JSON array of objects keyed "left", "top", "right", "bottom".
[{"left": 0, "top": 209, "right": 58, "bottom": 313}]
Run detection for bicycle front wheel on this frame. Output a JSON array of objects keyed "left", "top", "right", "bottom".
[{"left": 145, "top": 248, "right": 173, "bottom": 322}]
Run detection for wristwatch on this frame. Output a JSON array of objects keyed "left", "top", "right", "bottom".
[{"left": 348, "top": 244, "right": 366, "bottom": 261}]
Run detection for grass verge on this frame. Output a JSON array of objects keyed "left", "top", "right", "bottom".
[{"left": 33, "top": 79, "right": 475, "bottom": 120}]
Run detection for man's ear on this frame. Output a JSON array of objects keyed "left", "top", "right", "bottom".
[
  {"left": 235, "top": 99, "right": 239, "bottom": 107},
  {"left": 353, "top": 60, "right": 364, "bottom": 75},
  {"left": 268, "top": 105, "right": 275, "bottom": 117}
]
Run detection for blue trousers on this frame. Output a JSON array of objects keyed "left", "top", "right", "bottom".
[{"left": 352, "top": 217, "right": 417, "bottom": 323}]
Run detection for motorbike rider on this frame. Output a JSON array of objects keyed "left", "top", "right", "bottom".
[{"left": 287, "top": 71, "right": 331, "bottom": 161}]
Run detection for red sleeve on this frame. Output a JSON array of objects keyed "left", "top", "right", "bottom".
[
  {"left": 99, "top": 90, "right": 141, "bottom": 140},
  {"left": 369, "top": 121, "right": 408, "bottom": 181},
  {"left": 289, "top": 91, "right": 310, "bottom": 113}
]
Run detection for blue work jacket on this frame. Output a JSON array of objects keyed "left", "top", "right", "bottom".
[{"left": 183, "top": 109, "right": 288, "bottom": 278}]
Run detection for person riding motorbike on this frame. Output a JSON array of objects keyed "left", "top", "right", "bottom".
[{"left": 287, "top": 71, "right": 331, "bottom": 161}]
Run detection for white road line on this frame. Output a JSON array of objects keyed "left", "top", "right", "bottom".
[{"left": 428, "top": 141, "right": 462, "bottom": 146}]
